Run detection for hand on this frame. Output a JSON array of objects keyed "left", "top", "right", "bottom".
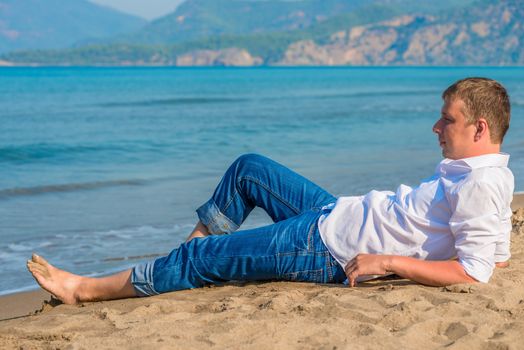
[{"left": 344, "top": 254, "right": 392, "bottom": 287}]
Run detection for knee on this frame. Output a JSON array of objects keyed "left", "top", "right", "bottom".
[{"left": 232, "top": 153, "right": 268, "bottom": 174}]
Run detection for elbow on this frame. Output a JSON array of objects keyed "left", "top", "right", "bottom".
[
  {"left": 495, "top": 261, "right": 509, "bottom": 268},
  {"left": 462, "top": 272, "right": 478, "bottom": 284},
  {"left": 451, "top": 261, "right": 480, "bottom": 285}
]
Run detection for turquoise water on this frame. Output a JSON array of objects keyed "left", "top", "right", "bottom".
[{"left": 1, "top": 67, "right": 523, "bottom": 295}]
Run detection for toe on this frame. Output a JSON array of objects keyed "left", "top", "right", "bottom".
[
  {"left": 28, "top": 261, "right": 50, "bottom": 278},
  {"left": 32, "top": 253, "right": 50, "bottom": 267}
]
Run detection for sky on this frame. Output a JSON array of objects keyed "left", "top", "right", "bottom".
[{"left": 89, "top": 0, "right": 185, "bottom": 20}]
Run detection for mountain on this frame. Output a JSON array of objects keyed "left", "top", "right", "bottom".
[
  {"left": 0, "top": 0, "right": 146, "bottom": 54},
  {"left": 117, "top": 0, "right": 368, "bottom": 44},
  {"left": 112, "top": 0, "right": 474, "bottom": 45},
  {"left": 276, "top": 0, "right": 524, "bottom": 65},
  {"left": 1, "top": 0, "right": 522, "bottom": 66}
]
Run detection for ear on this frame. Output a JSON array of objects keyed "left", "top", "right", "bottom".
[{"left": 474, "top": 118, "right": 489, "bottom": 142}]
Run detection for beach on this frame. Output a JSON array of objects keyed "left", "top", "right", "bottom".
[
  {"left": 1, "top": 67, "right": 523, "bottom": 349},
  {"left": 2, "top": 67, "right": 524, "bottom": 296},
  {"left": 0, "top": 194, "right": 523, "bottom": 349}
]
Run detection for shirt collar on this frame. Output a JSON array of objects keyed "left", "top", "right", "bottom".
[{"left": 436, "top": 153, "right": 509, "bottom": 176}]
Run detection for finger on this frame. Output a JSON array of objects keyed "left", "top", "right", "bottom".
[
  {"left": 345, "top": 260, "right": 356, "bottom": 270},
  {"left": 345, "top": 266, "right": 355, "bottom": 280},
  {"left": 349, "top": 270, "right": 359, "bottom": 287},
  {"left": 345, "top": 260, "right": 357, "bottom": 275}
]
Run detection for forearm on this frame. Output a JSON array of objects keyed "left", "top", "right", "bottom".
[{"left": 386, "top": 256, "right": 477, "bottom": 286}]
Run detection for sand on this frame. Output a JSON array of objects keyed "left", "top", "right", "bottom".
[
  {"left": 511, "top": 191, "right": 524, "bottom": 211},
  {"left": 0, "top": 195, "right": 523, "bottom": 349}
]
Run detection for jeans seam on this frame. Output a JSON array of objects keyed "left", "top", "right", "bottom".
[
  {"left": 187, "top": 257, "right": 228, "bottom": 285},
  {"left": 222, "top": 188, "right": 242, "bottom": 219},
  {"left": 190, "top": 254, "right": 276, "bottom": 262},
  {"left": 307, "top": 220, "right": 318, "bottom": 252},
  {"left": 237, "top": 175, "right": 302, "bottom": 216},
  {"left": 276, "top": 251, "right": 327, "bottom": 257},
  {"left": 326, "top": 252, "right": 333, "bottom": 282},
  {"left": 285, "top": 268, "right": 323, "bottom": 282},
  {"left": 209, "top": 213, "right": 229, "bottom": 233}
]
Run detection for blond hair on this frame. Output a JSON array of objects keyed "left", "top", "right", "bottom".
[{"left": 442, "top": 77, "right": 510, "bottom": 143}]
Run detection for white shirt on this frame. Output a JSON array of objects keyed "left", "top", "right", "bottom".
[{"left": 318, "top": 153, "right": 514, "bottom": 283}]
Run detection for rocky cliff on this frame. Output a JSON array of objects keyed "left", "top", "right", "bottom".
[
  {"left": 176, "top": 48, "right": 262, "bottom": 66},
  {"left": 176, "top": 0, "right": 523, "bottom": 67},
  {"left": 276, "top": 1, "right": 523, "bottom": 65}
]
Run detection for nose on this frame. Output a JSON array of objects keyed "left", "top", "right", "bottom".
[{"left": 432, "top": 119, "right": 442, "bottom": 134}]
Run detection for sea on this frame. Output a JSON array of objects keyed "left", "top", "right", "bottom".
[{"left": 1, "top": 67, "right": 523, "bottom": 295}]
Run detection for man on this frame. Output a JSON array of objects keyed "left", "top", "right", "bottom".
[{"left": 27, "top": 77, "right": 514, "bottom": 304}]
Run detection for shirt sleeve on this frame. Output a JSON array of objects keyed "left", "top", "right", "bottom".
[
  {"left": 448, "top": 180, "right": 504, "bottom": 283},
  {"left": 494, "top": 222, "right": 511, "bottom": 263}
]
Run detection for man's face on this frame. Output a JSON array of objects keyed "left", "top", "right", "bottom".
[{"left": 432, "top": 98, "right": 477, "bottom": 160}]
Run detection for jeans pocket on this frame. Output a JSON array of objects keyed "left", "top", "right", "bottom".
[{"left": 284, "top": 268, "right": 324, "bottom": 283}]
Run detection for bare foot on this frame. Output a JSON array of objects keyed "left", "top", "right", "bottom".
[
  {"left": 26, "top": 254, "right": 84, "bottom": 305},
  {"left": 186, "top": 221, "right": 211, "bottom": 242}
]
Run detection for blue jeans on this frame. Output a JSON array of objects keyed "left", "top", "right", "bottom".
[{"left": 131, "top": 154, "right": 346, "bottom": 296}]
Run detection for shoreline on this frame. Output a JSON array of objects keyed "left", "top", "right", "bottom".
[
  {"left": 0, "top": 289, "right": 51, "bottom": 321},
  {"left": 1, "top": 192, "right": 523, "bottom": 321}
]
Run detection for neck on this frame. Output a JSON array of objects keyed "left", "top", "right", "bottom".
[{"left": 465, "top": 143, "right": 501, "bottom": 158}]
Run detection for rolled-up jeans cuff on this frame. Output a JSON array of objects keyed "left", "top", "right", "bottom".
[
  {"left": 131, "top": 260, "right": 160, "bottom": 297},
  {"left": 196, "top": 198, "right": 239, "bottom": 234}
]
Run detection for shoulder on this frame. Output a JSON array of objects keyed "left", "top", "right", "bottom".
[
  {"left": 448, "top": 167, "right": 513, "bottom": 214},
  {"left": 466, "top": 167, "right": 513, "bottom": 200}
]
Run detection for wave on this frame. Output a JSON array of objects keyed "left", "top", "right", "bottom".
[
  {"left": 309, "top": 89, "right": 440, "bottom": 100},
  {"left": 512, "top": 99, "right": 524, "bottom": 107},
  {"left": 0, "top": 143, "right": 128, "bottom": 163},
  {"left": 97, "top": 90, "right": 436, "bottom": 108},
  {"left": 100, "top": 97, "right": 246, "bottom": 107},
  {"left": 101, "top": 252, "right": 169, "bottom": 263},
  {"left": 0, "top": 179, "right": 144, "bottom": 199}
]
